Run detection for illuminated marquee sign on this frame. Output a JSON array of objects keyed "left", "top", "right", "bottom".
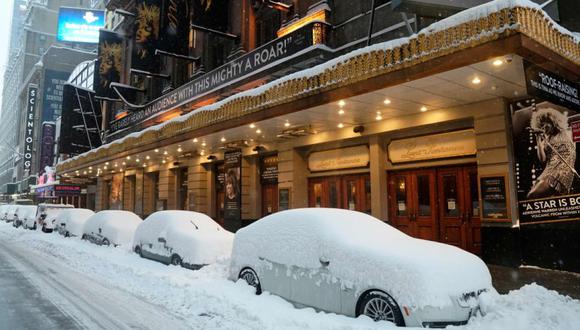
[
  {"left": 57, "top": 7, "right": 105, "bottom": 44},
  {"left": 24, "top": 85, "right": 38, "bottom": 172}
]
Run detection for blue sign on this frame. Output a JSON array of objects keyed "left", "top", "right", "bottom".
[{"left": 57, "top": 7, "right": 105, "bottom": 43}]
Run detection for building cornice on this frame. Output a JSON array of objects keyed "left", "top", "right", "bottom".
[{"left": 57, "top": 2, "right": 580, "bottom": 174}]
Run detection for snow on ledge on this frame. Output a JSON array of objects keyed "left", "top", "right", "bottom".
[{"left": 57, "top": 0, "right": 579, "bottom": 171}]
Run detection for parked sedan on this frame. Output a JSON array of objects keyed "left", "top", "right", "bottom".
[
  {"left": 82, "top": 210, "right": 142, "bottom": 246},
  {"left": 36, "top": 204, "right": 74, "bottom": 232},
  {"left": 1, "top": 205, "right": 17, "bottom": 222},
  {"left": 133, "top": 211, "right": 234, "bottom": 268},
  {"left": 14, "top": 205, "right": 38, "bottom": 229},
  {"left": 0, "top": 205, "right": 13, "bottom": 221},
  {"left": 230, "top": 208, "right": 492, "bottom": 328},
  {"left": 55, "top": 208, "right": 95, "bottom": 237}
]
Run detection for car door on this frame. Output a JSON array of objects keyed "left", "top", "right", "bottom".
[
  {"left": 256, "top": 256, "right": 291, "bottom": 299},
  {"left": 288, "top": 236, "right": 342, "bottom": 313}
]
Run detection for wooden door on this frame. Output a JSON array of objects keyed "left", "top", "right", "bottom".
[
  {"left": 412, "top": 170, "right": 438, "bottom": 241},
  {"left": 437, "top": 166, "right": 481, "bottom": 254},
  {"left": 464, "top": 167, "right": 482, "bottom": 255},
  {"left": 388, "top": 170, "right": 437, "bottom": 240},
  {"left": 438, "top": 168, "right": 466, "bottom": 249},
  {"left": 308, "top": 177, "right": 343, "bottom": 209},
  {"left": 342, "top": 174, "right": 371, "bottom": 214},
  {"left": 262, "top": 184, "right": 278, "bottom": 216},
  {"left": 309, "top": 178, "right": 327, "bottom": 208},
  {"left": 388, "top": 172, "right": 413, "bottom": 235}
]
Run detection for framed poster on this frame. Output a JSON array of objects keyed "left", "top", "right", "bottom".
[
  {"left": 279, "top": 188, "right": 290, "bottom": 211},
  {"left": 480, "top": 175, "right": 510, "bottom": 221}
]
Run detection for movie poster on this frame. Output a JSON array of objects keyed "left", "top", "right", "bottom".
[
  {"left": 132, "top": 0, "right": 162, "bottom": 72},
  {"left": 223, "top": 149, "right": 241, "bottom": 231},
  {"left": 512, "top": 63, "right": 580, "bottom": 224},
  {"left": 94, "top": 30, "right": 124, "bottom": 99}
]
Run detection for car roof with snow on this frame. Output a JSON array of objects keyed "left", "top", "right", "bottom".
[
  {"left": 88, "top": 210, "right": 142, "bottom": 223},
  {"left": 15, "top": 205, "right": 38, "bottom": 217},
  {"left": 145, "top": 210, "right": 224, "bottom": 231}
]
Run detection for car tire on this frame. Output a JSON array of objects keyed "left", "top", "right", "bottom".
[
  {"left": 134, "top": 245, "right": 142, "bottom": 257},
  {"left": 81, "top": 234, "right": 87, "bottom": 240},
  {"left": 65, "top": 231, "right": 70, "bottom": 238},
  {"left": 170, "top": 254, "right": 182, "bottom": 267},
  {"left": 239, "top": 267, "right": 262, "bottom": 295},
  {"left": 357, "top": 290, "right": 405, "bottom": 326},
  {"left": 102, "top": 238, "right": 110, "bottom": 246}
]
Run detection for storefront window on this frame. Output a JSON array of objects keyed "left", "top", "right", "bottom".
[
  {"left": 346, "top": 180, "right": 357, "bottom": 210},
  {"left": 442, "top": 175, "right": 459, "bottom": 217},
  {"left": 395, "top": 176, "right": 407, "bottom": 217},
  {"left": 365, "top": 178, "right": 372, "bottom": 214},
  {"left": 313, "top": 183, "right": 322, "bottom": 207},
  {"left": 417, "top": 175, "right": 431, "bottom": 216}
]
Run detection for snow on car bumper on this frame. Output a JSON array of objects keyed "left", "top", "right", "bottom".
[{"left": 403, "top": 298, "right": 478, "bottom": 328}]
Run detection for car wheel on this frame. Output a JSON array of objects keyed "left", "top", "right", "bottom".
[
  {"left": 357, "top": 291, "right": 405, "bottom": 326},
  {"left": 134, "top": 245, "right": 142, "bottom": 257},
  {"left": 65, "top": 231, "right": 70, "bottom": 238},
  {"left": 239, "top": 267, "right": 262, "bottom": 295},
  {"left": 102, "top": 238, "right": 110, "bottom": 246},
  {"left": 170, "top": 254, "right": 182, "bottom": 267},
  {"left": 81, "top": 234, "right": 87, "bottom": 240}
]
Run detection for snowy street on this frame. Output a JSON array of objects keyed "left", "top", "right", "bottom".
[{"left": 1, "top": 221, "right": 579, "bottom": 330}]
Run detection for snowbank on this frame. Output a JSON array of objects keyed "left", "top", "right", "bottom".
[
  {"left": 0, "top": 222, "right": 578, "bottom": 329},
  {"left": 231, "top": 208, "right": 491, "bottom": 309},
  {"left": 133, "top": 211, "right": 234, "bottom": 265}
]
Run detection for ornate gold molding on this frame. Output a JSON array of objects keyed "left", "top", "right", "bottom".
[{"left": 57, "top": 5, "right": 579, "bottom": 173}]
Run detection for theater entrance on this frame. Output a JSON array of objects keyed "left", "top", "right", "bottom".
[
  {"left": 388, "top": 165, "right": 481, "bottom": 255},
  {"left": 308, "top": 174, "right": 371, "bottom": 214}
]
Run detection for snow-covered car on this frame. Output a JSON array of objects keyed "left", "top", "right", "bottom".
[
  {"left": 36, "top": 203, "right": 74, "bottom": 232},
  {"left": 14, "top": 205, "right": 38, "bottom": 229},
  {"left": 230, "top": 208, "right": 492, "bottom": 328},
  {"left": 82, "top": 210, "right": 142, "bottom": 246},
  {"left": 0, "top": 205, "right": 12, "bottom": 221},
  {"left": 55, "top": 208, "right": 95, "bottom": 237},
  {"left": 2, "top": 205, "right": 18, "bottom": 222},
  {"left": 133, "top": 211, "right": 234, "bottom": 268}
]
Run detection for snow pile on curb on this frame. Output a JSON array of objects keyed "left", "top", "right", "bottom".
[{"left": 1, "top": 222, "right": 579, "bottom": 329}]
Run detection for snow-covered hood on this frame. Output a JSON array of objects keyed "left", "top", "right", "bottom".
[{"left": 327, "top": 236, "right": 491, "bottom": 309}]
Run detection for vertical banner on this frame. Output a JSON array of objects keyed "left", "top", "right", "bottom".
[
  {"left": 39, "top": 122, "right": 56, "bottom": 175},
  {"left": 160, "top": 0, "right": 191, "bottom": 55},
  {"left": 224, "top": 149, "right": 242, "bottom": 231},
  {"left": 94, "top": 30, "right": 124, "bottom": 99},
  {"left": 24, "top": 85, "right": 38, "bottom": 173},
  {"left": 42, "top": 70, "right": 69, "bottom": 122},
  {"left": 132, "top": 0, "right": 162, "bottom": 72}
]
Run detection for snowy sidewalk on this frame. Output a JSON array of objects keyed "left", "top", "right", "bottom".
[
  {"left": 489, "top": 264, "right": 580, "bottom": 300},
  {"left": 1, "top": 222, "right": 579, "bottom": 330}
]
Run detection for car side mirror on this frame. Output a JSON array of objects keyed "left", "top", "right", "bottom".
[
  {"left": 158, "top": 237, "right": 166, "bottom": 243},
  {"left": 319, "top": 256, "right": 330, "bottom": 267}
]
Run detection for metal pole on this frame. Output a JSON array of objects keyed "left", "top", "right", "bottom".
[{"left": 367, "top": 0, "right": 377, "bottom": 46}]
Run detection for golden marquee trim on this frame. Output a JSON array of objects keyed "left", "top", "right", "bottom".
[{"left": 57, "top": 3, "right": 579, "bottom": 173}]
